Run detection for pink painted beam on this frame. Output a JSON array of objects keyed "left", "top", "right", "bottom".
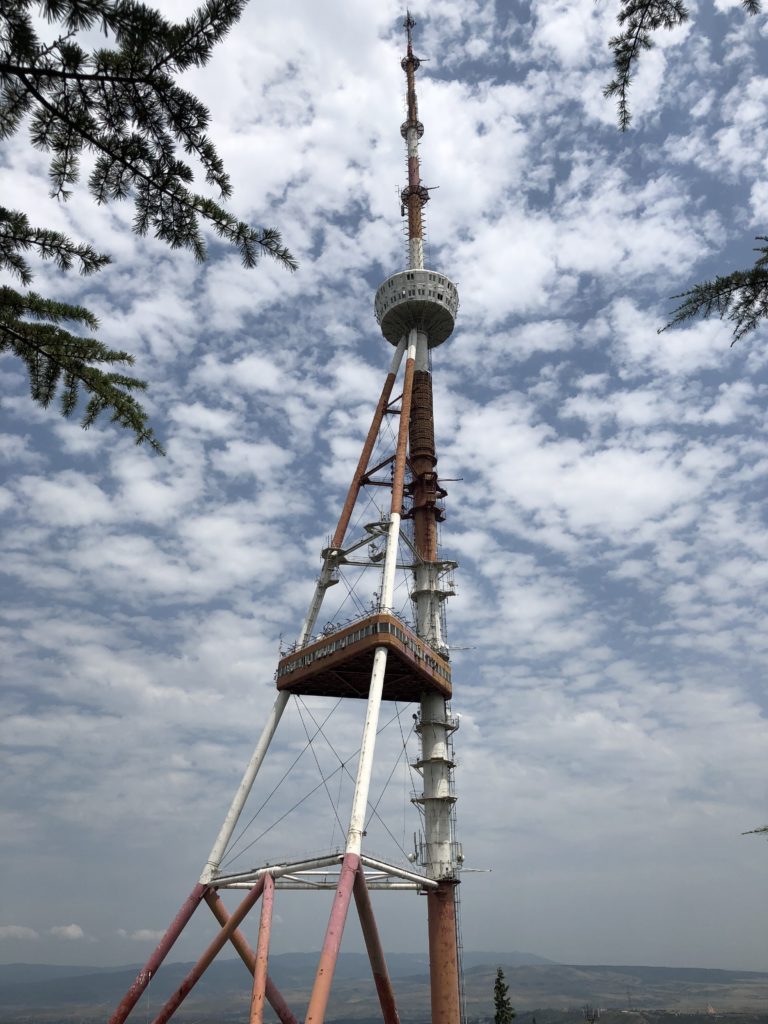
[
  {"left": 150, "top": 878, "right": 265, "bottom": 1024},
  {"left": 204, "top": 889, "right": 297, "bottom": 1024},
  {"left": 250, "top": 873, "right": 275, "bottom": 1024},
  {"left": 109, "top": 881, "right": 208, "bottom": 1024},
  {"left": 304, "top": 853, "right": 359, "bottom": 1024},
  {"left": 353, "top": 866, "right": 400, "bottom": 1024}
]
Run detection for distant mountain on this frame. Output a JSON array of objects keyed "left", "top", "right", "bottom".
[
  {"left": 460, "top": 951, "right": 554, "bottom": 968},
  {"left": 0, "top": 954, "right": 765, "bottom": 1022},
  {"left": 461, "top": 962, "right": 768, "bottom": 1013},
  {"left": 0, "top": 962, "right": 127, "bottom": 985},
  {"left": 0, "top": 948, "right": 550, "bottom": 993}
]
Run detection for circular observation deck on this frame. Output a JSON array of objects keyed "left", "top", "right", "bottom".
[{"left": 374, "top": 270, "right": 459, "bottom": 348}]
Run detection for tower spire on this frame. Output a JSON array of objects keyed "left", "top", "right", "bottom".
[{"left": 401, "top": 10, "right": 429, "bottom": 270}]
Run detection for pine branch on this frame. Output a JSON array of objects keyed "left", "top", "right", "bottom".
[
  {"left": 0, "top": 286, "right": 164, "bottom": 452},
  {"left": 0, "top": 0, "right": 296, "bottom": 450},
  {"left": 605, "top": 0, "right": 763, "bottom": 129},
  {"left": 661, "top": 237, "right": 768, "bottom": 344},
  {"left": 604, "top": 0, "right": 689, "bottom": 131},
  {"left": 0, "top": 59, "right": 151, "bottom": 84},
  {"left": 0, "top": 206, "right": 111, "bottom": 284},
  {"left": 1, "top": 0, "right": 295, "bottom": 267},
  {"left": 15, "top": 66, "right": 297, "bottom": 268}
]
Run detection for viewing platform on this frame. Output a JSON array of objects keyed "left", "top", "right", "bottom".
[{"left": 276, "top": 611, "right": 452, "bottom": 701}]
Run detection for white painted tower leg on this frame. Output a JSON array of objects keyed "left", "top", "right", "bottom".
[
  {"left": 345, "top": 328, "right": 417, "bottom": 853},
  {"left": 200, "top": 689, "right": 290, "bottom": 884}
]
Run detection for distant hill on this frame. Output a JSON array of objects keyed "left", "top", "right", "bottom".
[
  {"left": 462, "top": 963, "right": 768, "bottom": 1014},
  {"left": 0, "top": 962, "right": 125, "bottom": 986},
  {"left": 0, "top": 954, "right": 765, "bottom": 1022}
]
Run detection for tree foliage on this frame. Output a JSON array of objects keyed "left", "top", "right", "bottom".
[
  {"left": 605, "top": 0, "right": 768, "bottom": 344},
  {"left": 1, "top": 0, "right": 296, "bottom": 450},
  {"left": 660, "top": 239, "right": 768, "bottom": 347},
  {"left": 494, "top": 967, "right": 516, "bottom": 1024},
  {"left": 604, "top": 0, "right": 691, "bottom": 133}
]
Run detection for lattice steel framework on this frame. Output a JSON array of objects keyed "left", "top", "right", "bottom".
[{"left": 110, "top": 13, "right": 463, "bottom": 1024}]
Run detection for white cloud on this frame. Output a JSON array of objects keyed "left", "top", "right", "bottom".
[
  {"left": 49, "top": 924, "right": 86, "bottom": 940},
  {"left": 117, "top": 928, "right": 165, "bottom": 942},
  {"left": 609, "top": 298, "right": 734, "bottom": 377},
  {"left": 0, "top": 925, "right": 40, "bottom": 941},
  {"left": 15, "top": 471, "right": 115, "bottom": 527}
]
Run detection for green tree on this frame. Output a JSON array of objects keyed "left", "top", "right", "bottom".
[
  {"left": 604, "top": 0, "right": 768, "bottom": 344},
  {"left": 0, "top": 0, "right": 296, "bottom": 452},
  {"left": 494, "top": 967, "right": 516, "bottom": 1024}
]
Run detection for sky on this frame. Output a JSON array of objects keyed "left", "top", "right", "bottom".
[{"left": 1, "top": 0, "right": 767, "bottom": 979}]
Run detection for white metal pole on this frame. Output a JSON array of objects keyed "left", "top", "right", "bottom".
[
  {"left": 345, "top": 645, "right": 388, "bottom": 855},
  {"left": 407, "top": 107, "right": 424, "bottom": 272},
  {"left": 298, "top": 564, "right": 334, "bottom": 647},
  {"left": 379, "top": 513, "right": 401, "bottom": 614},
  {"left": 345, "top": 329, "right": 417, "bottom": 855},
  {"left": 199, "top": 689, "right": 290, "bottom": 884},
  {"left": 390, "top": 335, "right": 407, "bottom": 374}
]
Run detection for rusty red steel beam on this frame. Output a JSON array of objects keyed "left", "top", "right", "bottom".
[
  {"left": 353, "top": 865, "right": 400, "bottom": 1024},
  {"left": 360, "top": 452, "right": 396, "bottom": 486},
  {"left": 304, "top": 853, "right": 359, "bottom": 1024},
  {"left": 109, "top": 881, "right": 208, "bottom": 1024},
  {"left": 427, "top": 881, "right": 462, "bottom": 1024},
  {"left": 390, "top": 353, "right": 416, "bottom": 516},
  {"left": 204, "top": 889, "right": 297, "bottom": 1024},
  {"left": 249, "top": 873, "right": 275, "bottom": 1024},
  {"left": 331, "top": 370, "right": 401, "bottom": 551},
  {"left": 150, "top": 878, "right": 265, "bottom": 1024},
  {"left": 410, "top": 368, "right": 439, "bottom": 561}
]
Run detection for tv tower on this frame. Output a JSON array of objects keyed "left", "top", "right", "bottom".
[{"left": 111, "top": 12, "right": 462, "bottom": 1024}]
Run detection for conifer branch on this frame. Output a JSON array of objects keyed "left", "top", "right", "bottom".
[
  {"left": 0, "top": 286, "right": 164, "bottom": 452},
  {"left": 661, "top": 238, "right": 768, "bottom": 344},
  {"left": 0, "top": 207, "right": 111, "bottom": 285},
  {"left": 9, "top": 44, "right": 296, "bottom": 266},
  {"left": 0, "top": 61, "right": 148, "bottom": 85},
  {"left": 0, "top": 0, "right": 297, "bottom": 449},
  {"left": 604, "top": 0, "right": 689, "bottom": 131},
  {"left": 605, "top": 0, "right": 761, "bottom": 130}
]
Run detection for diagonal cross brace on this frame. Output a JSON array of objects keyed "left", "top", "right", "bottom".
[
  {"left": 109, "top": 881, "right": 209, "bottom": 1024},
  {"left": 205, "top": 888, "right": 297, "bottom": 1024},
  {"left": 150, "top": 878, "right": 265, "bottom": 1024}
]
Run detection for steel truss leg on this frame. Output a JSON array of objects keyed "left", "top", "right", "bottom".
[
  {"left": 353, "top": 865, "right": 400, "bottom": 1024},
  {"left": 205, "top": 889, "right": 297, "bottom": 1024},
  {"left": 304, "top": 852, "right": 359, "bottom": 1024},
  {"left": 331, "top": 337, "right": 407, "bottom": 549},
  {"left": 109, "top": 881, "right": 208, "bottom": 1024},
  {"left": 250, "top": 873, "right": 276, "bottom": 1024},
  {"left": 150, "top": 879, "right": 265, "bottom": 1024}
]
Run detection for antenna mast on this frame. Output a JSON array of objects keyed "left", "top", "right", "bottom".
[{"left": 401, "top": 10, "right": 430, "bottom": 270}]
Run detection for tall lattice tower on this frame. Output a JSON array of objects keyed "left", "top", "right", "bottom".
[{"left": 111, "top": 13, "right": 463, "bottom": 1024}]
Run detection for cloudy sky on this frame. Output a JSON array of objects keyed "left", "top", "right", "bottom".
[{"left": 1, "top": 0, "right": 767, "bottom": 979}]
